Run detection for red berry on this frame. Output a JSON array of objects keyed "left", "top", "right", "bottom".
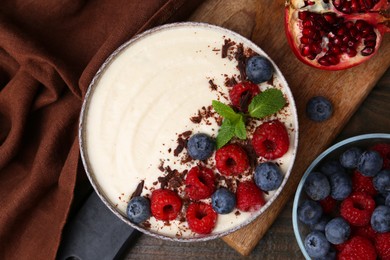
[
  {"left": 186, "top": 202, "right": 217, "bottom": 234},
  {"left": 352, "top": 170, "right": 377, "bottom": 197},
  {"left": 340, "top": 192, "right": 376, "bottom": 226},
  {"left": 375, "top": 232, "right": 390, "bottom": 260},
  {"left": 338, "top": 236, "right": 377, "bottom": 260},
  {"left": 229, "top": 81, "right": 260, "bottom": 112},
  {"left": 215, "top": 144, "right": 249, "bottom": 176},
  {"left": 319, "top": 196, "right": 337, "bottom": 214},
  {"left": 185, "top": 166, "right": 215, "bottom": 200},
  {"left": 236, "top": 180, "right": 265, "bottom": 212},
  {"left": 251, "top": 120, "right": 289, "bottom": 160},
  {"left": 352, "top": 225, "right": 377, "bottom": 243},
  {"left": 371, "top": 143, "right": 390, "bottom": 169},
  {"left": 150, "top": 189, "right": 182, "bottom": 221}
]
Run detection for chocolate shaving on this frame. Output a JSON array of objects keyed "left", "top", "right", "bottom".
[
  {"left": 174, "top": 137, "right": 186, "bottom": 156},
  {"left": 222, "top": 39, "right": 235, "bottom": 58},
  {"left": 235, "top": 43, "right": 247, "bottom": 80},
  {"left": 239, "top": 91, "right": 252, "bottom": 113},
  {"left": 190, "top": 111, "right": 202, "bottom": 124},
  {"left": 130, "top": 180, "right": 144, "bottom": 199}
]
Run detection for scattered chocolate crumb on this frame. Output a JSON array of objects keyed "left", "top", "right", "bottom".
[
  {"left": 235, "top": 211, "right": 241, "bottom": 216},
  {"left": 267, "top": 74, "right": 275, "bottom": 86},
  {"left": 130, "top": 180, "right": 144, "bottom": 199},
  {"left": 224, "top": 76, "right": 237, "bottom": 87},
  {"left": 158, "top": 160, "right": 165, "bottom": 172},
  {"left": 209, "top": 79, "right": 218, "bottom": 91},
  {"left": 168, "top": 148, "right": 172, "bottom": 153},
  {"left": 152, "top": 181, "right": 158, "bottom": 186},
  {"left": 143, "top": 221, "right": 151, "bottom": 229},
  {"left": 190, "top": 111, "right": 202, "bottom": 124},
  {"left": 239, "top": 90, "right": 252, "bottom": 112}
]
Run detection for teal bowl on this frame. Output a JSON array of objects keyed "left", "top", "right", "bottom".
[{"left": 292, "top": 133, "right": 390, "bottom": 259}]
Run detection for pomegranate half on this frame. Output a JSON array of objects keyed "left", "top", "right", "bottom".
[{"left": 285, "top": 0, "right": 390, "bottom": 70}]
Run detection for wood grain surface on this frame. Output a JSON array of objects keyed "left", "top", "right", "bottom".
[{"left": 187, "top": 0, "right": 390, "bottom": 256}]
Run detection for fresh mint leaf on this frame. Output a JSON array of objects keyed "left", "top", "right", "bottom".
[
  {"left": 212, "top": 100, "right": 240, "bottom": 122},
  {"left": 216, "top": 119, "right": 235, "bottom": 149},
  {"left": 248, "top": 88, "right": 286, "bottom": 119},
  {"left": 234, "top": 116, "right": 246, "bottom": 140}
]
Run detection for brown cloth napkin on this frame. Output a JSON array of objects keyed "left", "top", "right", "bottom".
[{"left": 0, "top": 1, "right": 202, "bottom": 259}]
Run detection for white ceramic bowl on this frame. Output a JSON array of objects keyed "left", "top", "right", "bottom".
[
  {"left": 79, "top": 22, "right": 299, "bottom": 241},
  {"left": 293, "top": 133, "right": 390, "bottom": 259}
]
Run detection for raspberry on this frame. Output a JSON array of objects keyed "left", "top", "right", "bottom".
[
  {"left": 352, "top": 170, "right": 377, "bottom": 197},
  {"left": 375, "top": 232, "right": 390, "bottom": 260},
  {"left": 185, "top": 166, "right": 215, "bottom": 200},
  {"left": 251, "top": 120, "right": 289, "bottom": 160},
  {"left": 215, "top": 144, "right": 249, "bottom": 176},
  {"left": 352, "top": 225, "right": 377, "bottom": 242},
  {"left": 319, "top": 196, "right": 337, "bottom": 214},
  {"left": 236, "top": 180, "right": 265, "bottom": 212},
  {"left": 229, "top": 81, "right": 260, "bottom": 112},
  {"left": 150, "top": 189, "right": 182, "bottom": 221},
  {"left": 338, "top": 236, "right": 377, "bottom": 260},
  {"left": 186, "top": 202, "right": 217, "bottom": 234},
  {"left": 371, "top": 143, "right": 390, "bottom": 169},
  {"left": 340, "top": 192, "right": 376, "bottom": 226}
]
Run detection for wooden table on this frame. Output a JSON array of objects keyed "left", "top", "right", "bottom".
[
  {"left": 121, "top": 68, "right": 390, "bottom": 259},
  {"left": 118, "top": 0, "right": 390, "bottom": 258}
]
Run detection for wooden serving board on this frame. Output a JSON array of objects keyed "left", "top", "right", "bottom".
[{"left": 189, "top": 0, "right": 390, "bottom": 256}]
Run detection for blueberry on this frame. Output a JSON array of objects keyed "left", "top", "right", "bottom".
[
  {"left": 304, "top": 172, "right": 330, "bottom": 201},
  {"left": 211, "top": 188, "right": 236, "bottom": 214},
  {"left": 373, "top": 169, "right": 390, "bottom": 194},
  {"left": 357, "top": 150, "right": 383, "bottom": 177},
  {"left": 254, "top": 162, "right": 283, "bottom": 191},
  {"left": 386, "top": 193, "right": 390, "bottom": 206},
  {"left": 339, "top": 147, "right": 363, "bottom": 169},
  {"left": 314, "top": 248, "right": 336, "bottom": 260},
  {"left": 298, "top": 200, "right": 323, "bottom": 226},
  {"left": 320, "top": 160, "right": 346, "bottom": 176},
  {"left": 306, "top": 96, "right": 333, "bottom": 122},
  {"left": 328, "top": 171, "right": 352, "bottom": 201},
  {"left": 304, "top": 231, "right": 330, "bottom": 258},
  {"left": 371, "top": 205, "right": 390, "bottom": 233},
  {"left": 325, "top": 217, "right": 351, "bottom": 245},
  {"left": 126, "top": 196, "right": 151, "bottom": 224},
  {"left": 245, "top": 55, "right": 273, "bottom": 84},
  {"left": 310, "top": 216, "right": 330, "bottom": 232},
  {"left": 187, "top": 133, "right": 215, "bottom": 160}
]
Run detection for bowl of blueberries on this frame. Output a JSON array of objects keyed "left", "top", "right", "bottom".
[{"left": 293, "top": 133, "right": 390, "bottom": 259}]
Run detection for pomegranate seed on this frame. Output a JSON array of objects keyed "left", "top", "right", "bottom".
[
  {"left": 303, "top": 20, "right": 314, "bottom": 27},
  {"left": 333, "top": 36, "right": 343, "bottom": 45},
  {"left": 333, "top": 0, "right": 342, "bottom": 8},
  {"left": 340, "top": 45, "right": 348, "bottom": 52},
  {"left": 364, "top": 40, "right": 376, "bottom": 47},
  {"left": 347, "top": 48, "right": 357, "bottom": 57},
  {"left": 298, "top": 11, "right": 309, "bottom": 20},
  {"left": 311, "top": 43, "right": 322, "bottom": 54},
  {"left": 307, "top": 54, "right": 317, "bottom": 60},
  {"left": 301, "top": 45, "right": 312, "bottom": 56},
  {"left": 313, "top": 32, "right": 322, "bottom": 41},
  {"left": 318, "top": 56, "right": 330, "bottom": 66},
  {"left": 355, "top": 20, "right": 369, "bottom": 31},
  {"left": 350, "top": 28, "right": 359, "bottom": 38},
  {"left": 337, "top": 27, "right": 347, "bottom": 36},
  {"left": 347, "top": 40, "right": 355, "bottom": 47},
  {"left": 361, "top": 27, "right": 374, "bottom": 37},
  {"left": 328, "top": 55, "right": 340, "bottom": 65},
  {"left": 302, "top": 27, "right": 315, "bottom": 37},
  {"left": 361, "top": 47, "right": 374, "bottom": 56},
  {"left": 351, "top": 1, "right": 361, "bottom": 12},
  {"left": 365, "top": 33, "right": 377, "bottom": 42},
  {"left": 342, "top": 35, "right": 350, "bottom": 43},
  {"left": 300, "top": 37, "right": 313, "bottom": 44},
  {"left": 323, "top": 13, "right": 337, "bottom": 24},
  {"left": 345, "top": 21, "right": 354, "bottom": 29},
  {"left": 330, "top": 46, "right": 342, "bottom": 54}
]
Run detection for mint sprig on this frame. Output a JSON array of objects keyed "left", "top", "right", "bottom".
[
  {"left": 212, "top": 88, "right": 285, "bottom": 149},
  {"left": 248, "top": 88, "right": 286, "bottom": 119}
]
